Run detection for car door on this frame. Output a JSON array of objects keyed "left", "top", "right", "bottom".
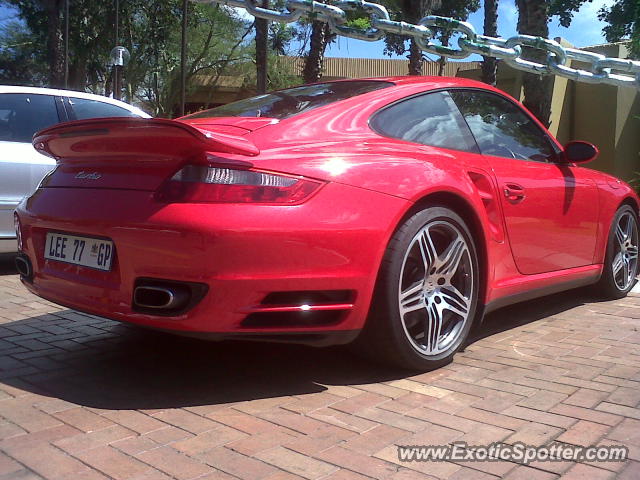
[
  {"left": 451, "top": 89, "right": 599, "bottom": 275},
  {"left": 0, "top": 93, "right": 62, "bottom": 248}
]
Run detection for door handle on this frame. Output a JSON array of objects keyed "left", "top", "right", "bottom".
[{"left": 503, "top": 183, "right": 526, "bottom": 203}]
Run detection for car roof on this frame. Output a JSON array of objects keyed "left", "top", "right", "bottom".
[
  {"left": 360, "top": 75, "right": 501, "bottom": 91},
  {"left": 0, "top": 85, "right": 151, "bottom": 118}
]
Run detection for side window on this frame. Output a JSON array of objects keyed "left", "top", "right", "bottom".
[
  {"left": 450, "top": 90, "right": 556, "bottom": 162},
  {"left": 0, "top": 94, "right": 60, "bottom": 143},
  {"left": 370, "top": 91, "right": 479, "bottom": 153},
  {"left": 68, "top": 98, "right": 139, "bottom": 120}
]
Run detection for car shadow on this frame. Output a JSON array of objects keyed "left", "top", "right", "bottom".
[
  {"left": 0, "top": 289, "right": 593, "bottom": 411},
  {"left": 468, "top": 286, "right": 596, "bottom": 344},
  {"left": 0, "top": 254, "right": 17, "bottom": 275}
]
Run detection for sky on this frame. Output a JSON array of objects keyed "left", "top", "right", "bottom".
[{"left": 1, "top": 0, "right": 617, "bottom": 61}]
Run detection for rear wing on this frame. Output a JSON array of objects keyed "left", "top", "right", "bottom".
[{"left": 33, "top": 117, "right": 260, "bottom": 162}]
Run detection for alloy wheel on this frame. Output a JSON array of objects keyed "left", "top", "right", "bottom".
[
  {"left": 612, "top": 211, "right": 639, "bottom": 291},
  {"left": 398, "top": 220, "right": 474, "bottom": 356}
]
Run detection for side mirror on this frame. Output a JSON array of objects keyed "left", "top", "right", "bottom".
[{"left": 563, "top": 141, "right": 598, "bottom": 164}]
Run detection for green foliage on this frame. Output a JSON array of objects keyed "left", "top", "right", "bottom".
[
  {"left": 121, "top": 1, "right": 253, "bottom": 116},
  {"left": 0, "top": 0, "right": 257, "bottom": 116},
  {"left": 0, "top": 20, "right": 47, "bottom": 85},
  {"left": 381, "top": 0, "right": 480, "bottom": 59},
  {"left": 550, "top": 0, "right": 594, "bottom": 28},
  {"left": 598, "top": 0, "right": 639, "bottom": 58}
]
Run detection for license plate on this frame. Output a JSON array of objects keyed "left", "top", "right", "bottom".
[{"left": 44, "top": 232, "right": 114, "bottom": 271}]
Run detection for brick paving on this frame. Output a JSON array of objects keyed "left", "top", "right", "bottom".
[{"left": 0, "top": 254, "right": 639, "bottom": 479}]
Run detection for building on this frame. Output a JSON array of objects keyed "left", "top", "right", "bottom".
[{"left": 186, "top": 56, "right": 480, "bottom": 110}]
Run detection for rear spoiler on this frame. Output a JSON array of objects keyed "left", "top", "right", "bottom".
[{"left": 33, "top": 117, "right": 260, "bottom": 161}]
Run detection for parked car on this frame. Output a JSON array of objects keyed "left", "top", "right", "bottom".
[
  {"left": 14, "top": 77, "right": 640, "bottom": 370},
  {"left": 0, "top": 86, "right": 150, "bottom": 253}
]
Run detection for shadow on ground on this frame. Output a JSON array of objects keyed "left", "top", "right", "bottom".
[
  {"left": 0, "top": 287, "right": 593, "bottom": 410},
  {"left": 0, "top": 254, "right": 17, "bottom": 275}
]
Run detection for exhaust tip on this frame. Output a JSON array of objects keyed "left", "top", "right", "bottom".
[
  {"left": 134, "top": 286, "right": 188, "bottom": 310},
  {"left": 15, "top": 255, "right": 32, "bottom": 280},
  {"left": 131, "top": 278, "right": 208, "bottom": 316}
]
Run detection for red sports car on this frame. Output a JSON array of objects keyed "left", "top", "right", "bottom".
[{"left": 14, "top": 77, "right": 640, "bottom": 370}]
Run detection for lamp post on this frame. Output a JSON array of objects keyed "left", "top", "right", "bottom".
[
  {"left": 180, "top": 0, "right": 188, "bottom": 117},
  {"left": 110, "top": 46, "right": 130, "bottom": 100},
  {"left": 64, "top": 0, "right": 69, "bottom": 89},
  {"left": 110, "top": 0, "right": 126, "bottom": 100}
]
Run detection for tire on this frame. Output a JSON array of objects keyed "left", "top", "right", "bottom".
[
  {"left": 594, "top": 205, "right": 639, "bottom": 299},
  {"left": 358, "top": 206, "right": 480, "bottom": 370}
]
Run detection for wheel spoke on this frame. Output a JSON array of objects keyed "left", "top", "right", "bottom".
[
  {"left": 439, "top": 285, "right": 471, "bottom": 318},
  {"left": 436, "top": 235, "right": 467, "bottom": 279},
  {"left": 417, "top": 228, "right": 437, "bottom": 271},
  {"left": 616, "top": 222, "right": 626, "bottom": 248},
  {"left": 623, "top": 258, "right": 630, "bottom": 286},
  {"left": 627, "top": 245, "right": 639, "bottom": 260},
  {"left": 612, "top": 252, "right": 624, "bottom": 277},
  {"left": 400, "top": 281, "right": 425, "bottom": 316},
  {"left": 423, "top": 301, "right": 442, "bottom": 354},
  {"left": 625, "top": 215, "right": 635, "bottom": 239}
]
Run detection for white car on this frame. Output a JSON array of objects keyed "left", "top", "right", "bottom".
[{"left": 0, "top": 86, "right": 150, "bottom": 253}]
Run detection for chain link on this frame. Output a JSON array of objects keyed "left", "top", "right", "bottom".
[{"left": 194, "top": 0, "right": 640, "bottom": 89}]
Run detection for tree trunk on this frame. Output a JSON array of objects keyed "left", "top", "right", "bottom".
[
  {"left": 408, "top": 40, "right": 423, "bottom": 75},
  {"left": 68, "top": 56, "right": 88, "bottom": 91},
  {"left": 255, "top": 0, "right": 269, "bottom": 94},
  {"left": 516, "top": 0, "right": 553, "bottom": 127},
  {"left": 303, "top": 21, "right": 333, "bottom": 84},
  {"left": 404, "top": 0, "right": 442, "bottom": 75},
  {"left": 45, "top": 0, "right": 65, "bottom": 88},
  {"left": 481, "top": 0, "right": 498, "bottom": 86}
]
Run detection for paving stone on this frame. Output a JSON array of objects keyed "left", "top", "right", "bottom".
[{"left": 1, "top": 268, "right": 640, "bottom": 480}]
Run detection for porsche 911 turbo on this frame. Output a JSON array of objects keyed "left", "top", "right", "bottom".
[{"left": 14, "top": 77, "right": 639, "bottom": 370}]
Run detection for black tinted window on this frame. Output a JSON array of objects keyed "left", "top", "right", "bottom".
[
  {"left": 370, "top": 91, "right": 478, "bottom": 153},
  {"left": 185, "top": 81, "right": 392, "bottom": 120},
  {"left": 451, "top": 90, "right": 555, "bottom": 162},
  {"left": 0, "top": 93, "right": 59, "bottom": 143},
  {"left": 69, "top": 97, "right": 140, "bottom": 119}
]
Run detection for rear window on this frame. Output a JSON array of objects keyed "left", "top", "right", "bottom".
[
  {"left": 68, "top": 97, "right": 140, "bottom": 120},
  {"left": 184, "top": 81, "right": 392, "bottom": 120},
  {"left": 0, "top": 93, "right": 60, "bottom": 143}
]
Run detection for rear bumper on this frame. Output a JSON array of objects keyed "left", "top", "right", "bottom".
[{"left": 16, "top": 184, "right": 408, "bottom": 343}]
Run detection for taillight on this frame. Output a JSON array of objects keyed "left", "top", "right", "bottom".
[{"left": 156, "top": 165, "right": 323, "bottom": 204}]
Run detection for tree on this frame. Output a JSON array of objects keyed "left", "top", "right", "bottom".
[
  {"left": 0, "top": 20, "right": 48, "bottom": 85},
  {"left": 431, "top": 0, "right": 480, "bottom": 75},
  {"left": 383, "top": 0, "right": 481, "bottom": 75},
  {"left": 409, "top": 0, "right": 441, "bottom": 75},
  {"left": 2, "top": 0, "right": 253, "bottom": 116},
  {"left": 515, "top": 0, "right": 590, "bottom": 127},
  {"left": 302, "top": 20, "right": 335, "bottom": 83},
  {"left": 598, "top": 0, "right": 639, "bottom": 58},
  {"left": 1, "top": 1, "right": 65, "bottom": 87},
  {"left": 255, "top": 0, "right": 269, "bottom": 94},
  {"left": 121, "top": 1, "right": 252, "bottom": 116},
  {"left": 481, "top": 0, "right": 498, "bottom": 85}
]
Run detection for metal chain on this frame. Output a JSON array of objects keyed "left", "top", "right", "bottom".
[{"left": 193, "top": 0, "right": 640, "bottom": 89}]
